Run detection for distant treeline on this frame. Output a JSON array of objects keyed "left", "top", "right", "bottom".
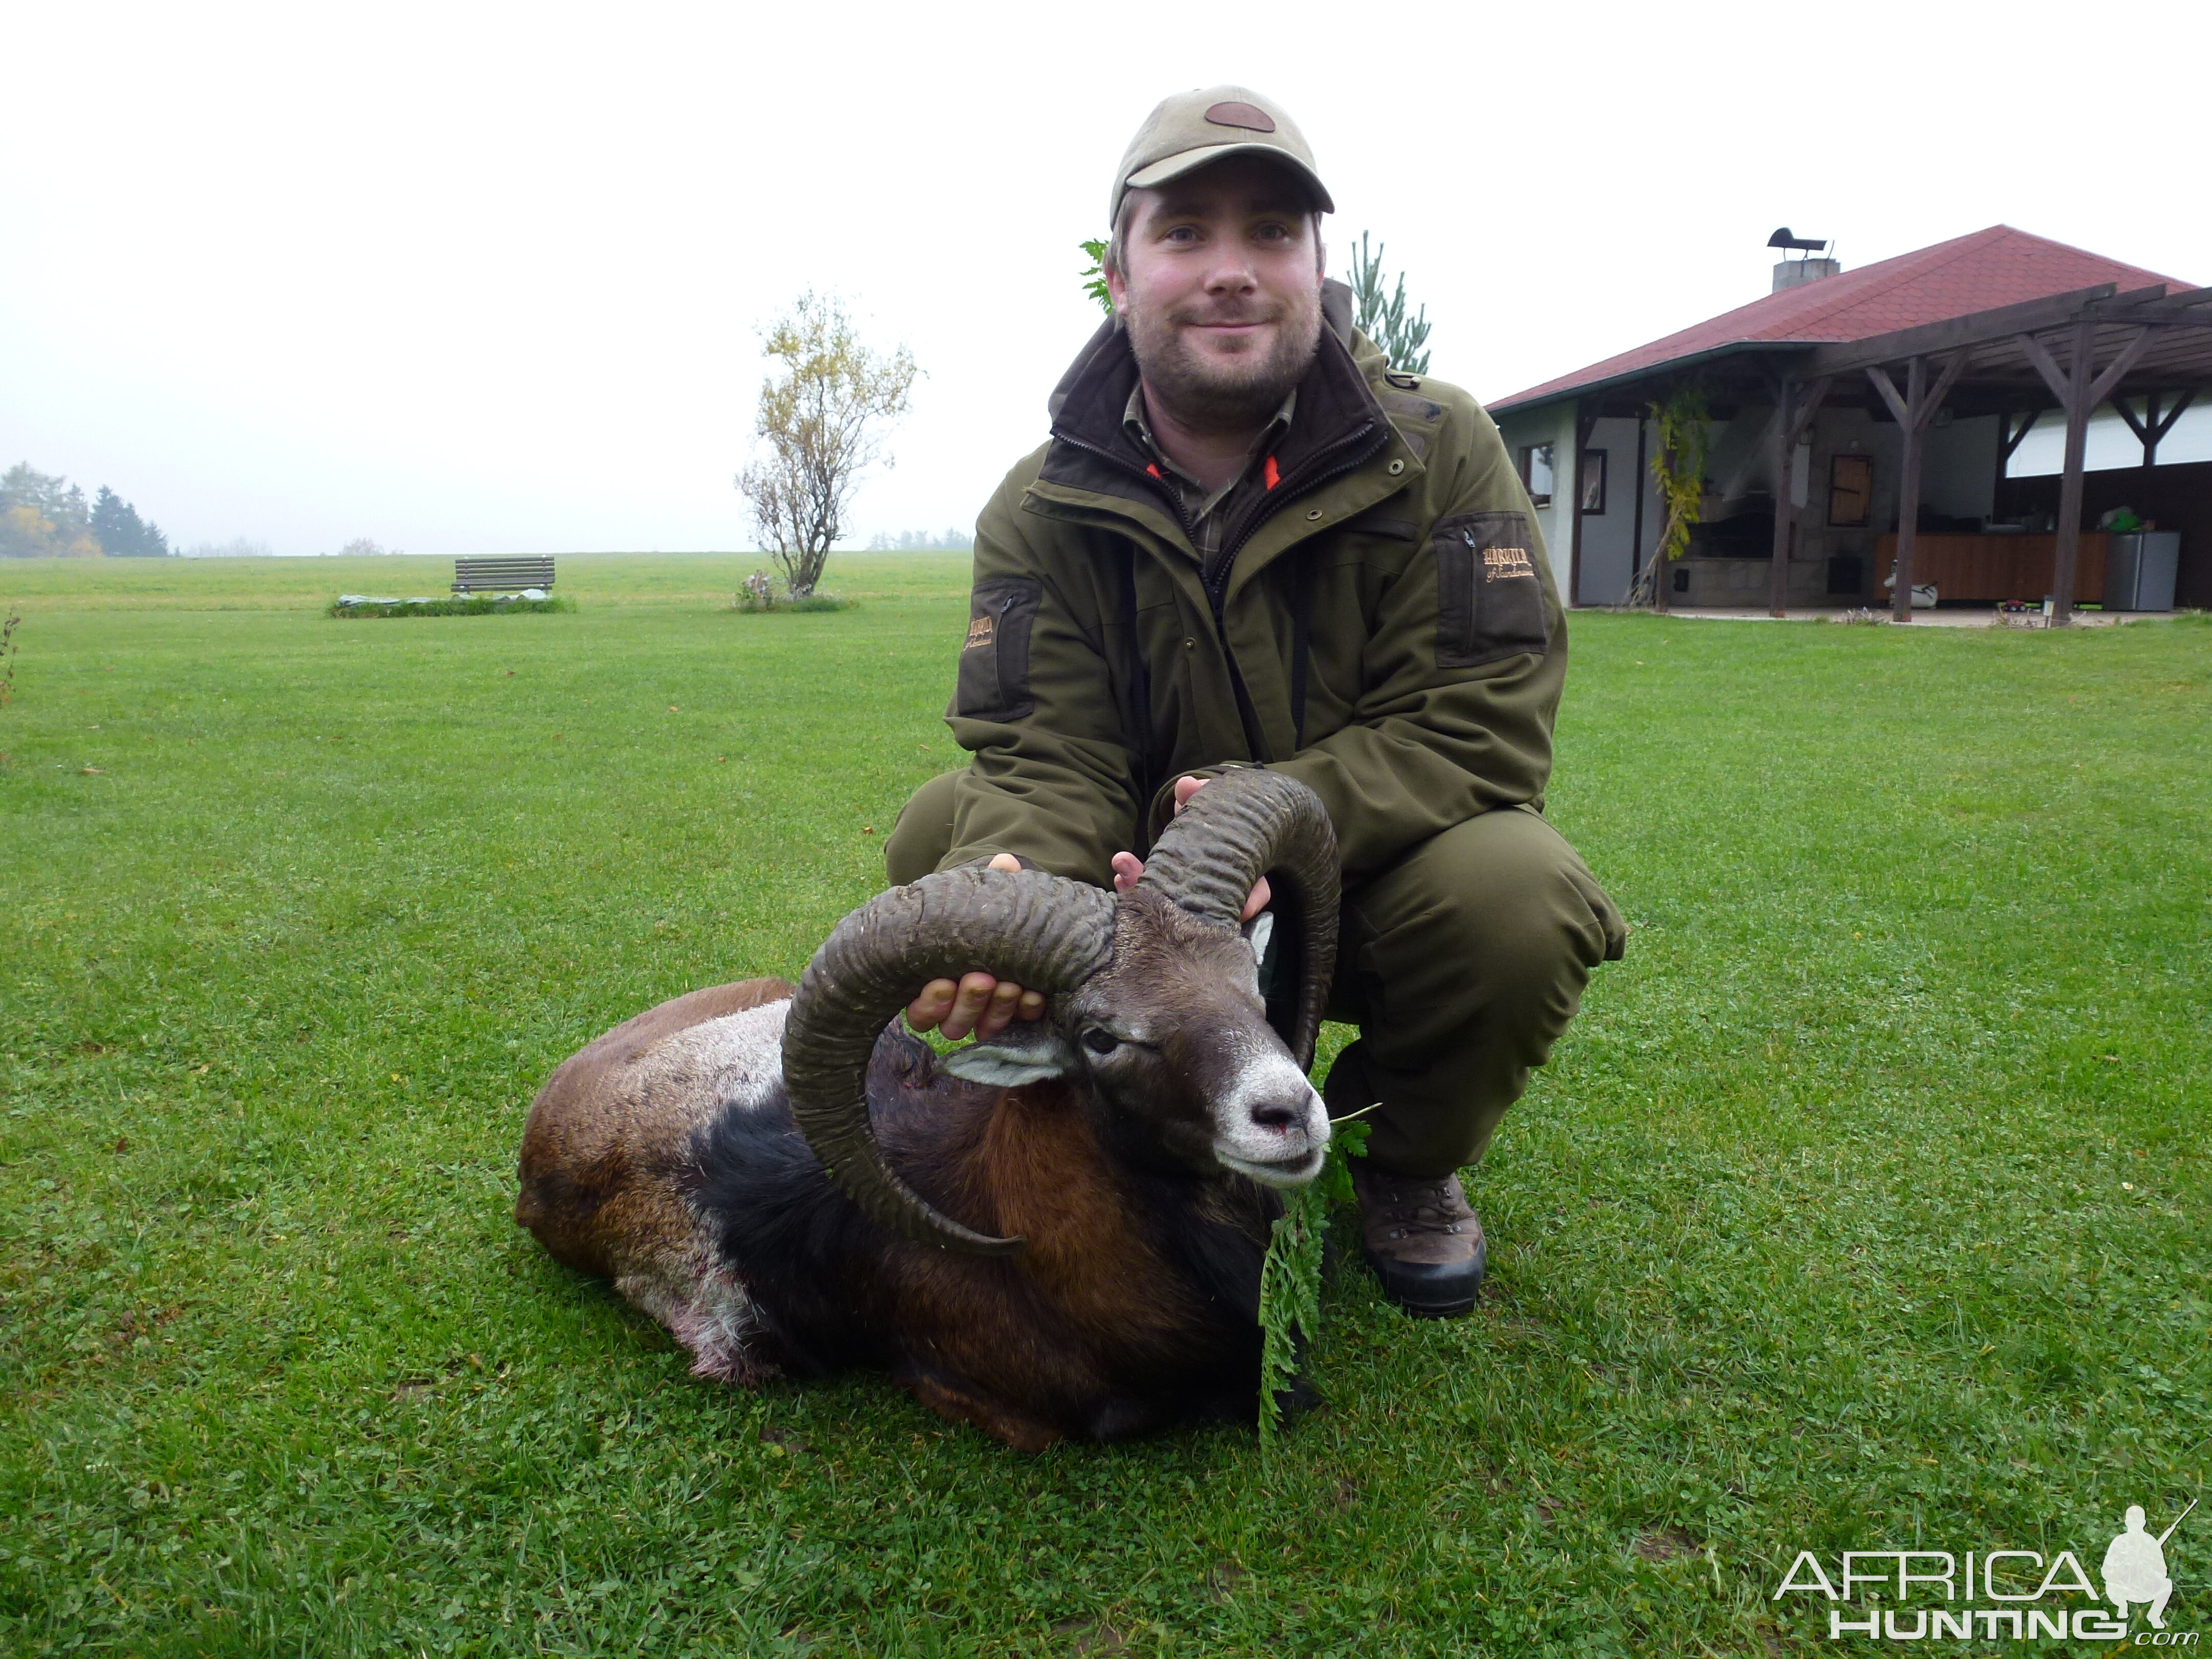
[
  {"left": 864, "top": 528, "right": 974, "bottom": 552},
  {"left": 2, "top": 462, "right": 170, "bottom": 558}
]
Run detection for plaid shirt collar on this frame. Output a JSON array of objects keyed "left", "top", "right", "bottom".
[{"left": 1122, "top": 384, "right": 1298, "bottom": 561}]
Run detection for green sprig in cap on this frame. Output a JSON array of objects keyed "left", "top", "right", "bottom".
[{"left": 1109, "top": 85, "right": 1334, "bottom": 226}]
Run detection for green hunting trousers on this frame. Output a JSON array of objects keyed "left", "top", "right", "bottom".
[{"left": 886, "top": 773, "right": 1627, "bottom": 1179}]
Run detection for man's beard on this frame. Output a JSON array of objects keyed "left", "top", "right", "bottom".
[{"left": 1122, "top": 284, "right": 1323, "bottom": 434}]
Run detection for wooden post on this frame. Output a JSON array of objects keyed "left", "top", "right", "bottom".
[
  {"left": 1764, "top": 374, "right": 1833, "bottom": 617},
  {"left": 1633, "top": 413, "right": 1656, "bottom": 611},
  {"left": 1892, "top": 356, "right": 1927, "bottom": 622},
  {"left": 1568, "top": 401, "right": 1598, "bottom": 606},
  {"left": 2018, "top": 323, "right": 2153, "bottom": 625},
  {"left": 2051, "top": 322, "right": 2095, "bottom": 625},
  {"left": 1867, "top": 352, "right": 1967, "bottom": 622},
  {"left": 1767, "top": 387, "right": 1794, "bottom": 618}
]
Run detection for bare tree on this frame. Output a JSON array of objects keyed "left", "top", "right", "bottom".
[{"left": 736, "top": 292, "right": 918, "bottom": 598}]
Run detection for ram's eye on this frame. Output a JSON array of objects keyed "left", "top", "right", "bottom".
[{"left": 1081, "top": 1028, "right": 1120, "bottom": 1055}]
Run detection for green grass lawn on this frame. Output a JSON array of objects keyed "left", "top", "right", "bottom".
[{"left": 2, "top": 555, "right": 2206, "bottom": 1656}]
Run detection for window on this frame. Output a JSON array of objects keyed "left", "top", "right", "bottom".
[
  {"left": 1828, "top": 453, "right": 1873, "bottom": 527},
  {"left": 1580, "top": 449, "right": 1607, "bottom": 515},
  {"left": 1518, "top": 442, "right": 1555, "bottom": 507}
]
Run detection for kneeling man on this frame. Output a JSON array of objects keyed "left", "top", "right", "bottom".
[{"left": 888, "top": 85, "right": 1625, "bottom": 1316}]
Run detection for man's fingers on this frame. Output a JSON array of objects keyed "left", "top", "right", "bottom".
[
  {"left": 1110, "top": 850, "right": 1144, "bottom": 894},
  {"left": 976, "top": 977, "right": 1024, "bottom": 1041},
  {"left": 1242, "top": 874, "right": 1272, "bottom": 923},
  {"left": 985, "top": 853, "right": 1022, "bottom": 873},
  {"left": 940, "top": 970, "right": 999, "bottom": 1041},
  {"left": 1171, "top": 775, "right": 1207, "bottom": 815},
  {"left": 1016, "top": 989, "right": 1046, "bottom": 1022},
  {"left": 905, "top": 977, "right": 957, "bottom": 1033}
]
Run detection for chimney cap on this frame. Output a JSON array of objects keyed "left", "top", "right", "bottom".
[{"left": 1768, "top": 227, "right": 1830, "bottom": 253}]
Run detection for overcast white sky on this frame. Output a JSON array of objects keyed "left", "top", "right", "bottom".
[{"left": 5, "top": 0, "right": 2207, "bottom": 556}]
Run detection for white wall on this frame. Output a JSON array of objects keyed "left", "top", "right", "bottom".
[
  {"left": 2007, "top": 398, "right": 2212, "bottom": 476},
  {"left": 1573, "top": 415, "right": 1662, "bottom": 605},
  {"left": 1493, "top": 400, "right": 1578, "bottom": 593}
]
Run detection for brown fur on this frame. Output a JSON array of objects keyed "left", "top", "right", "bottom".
[
  {"left": 517, "top": 893, "right": 1311, "bottom": 1447},
  {"left": 856, "top": 1080, "right": 1220, "bottom": 1445},
  {"left": 515, "top": 977, "right": 793, "bottom": 1279}
]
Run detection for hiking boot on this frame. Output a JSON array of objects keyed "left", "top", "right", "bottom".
[{"left": 1351, "top": 1163, "right": 1486, "bottom": 1317}]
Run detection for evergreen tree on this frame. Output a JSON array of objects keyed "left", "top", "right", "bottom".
[{"left": 1347, "top": 233, "right": 1433, "bottom": 375}]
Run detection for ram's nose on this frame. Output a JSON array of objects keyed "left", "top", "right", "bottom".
[{"left": 1217, "top": 1061, "right": 1332, "bottom": 1188}]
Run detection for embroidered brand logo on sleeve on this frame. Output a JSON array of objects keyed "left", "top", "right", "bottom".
[
  {"left": 1480, "top": 543, "right": 1535, "bottom": 582},
  {"left": 964, "top": 615, "right": 995, "bottom": 650}
]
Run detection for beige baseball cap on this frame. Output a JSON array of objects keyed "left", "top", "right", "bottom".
[{"left": 1108, "top": 85, "right": 1333, "bottom": 226}]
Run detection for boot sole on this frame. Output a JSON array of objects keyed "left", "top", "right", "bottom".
[{"left": 1363, "top": 1240, "right": 1486, "bottom": 1318}]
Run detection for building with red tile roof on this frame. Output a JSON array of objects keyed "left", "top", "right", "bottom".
[{"left": 1485, "top": 227, "right": 2209, "bottom": 615}]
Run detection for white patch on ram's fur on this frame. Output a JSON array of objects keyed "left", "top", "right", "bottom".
[
  {"left": 627, "top": 996, "right": 791, "bottom": 1116},
  {"left": 618, "top": 1234, "right": 779, "bottom": 1388},
  {"left": 1209, "top": 1035, "right": 1330, "bottom": 1188}
]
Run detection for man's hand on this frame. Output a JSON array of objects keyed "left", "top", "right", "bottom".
[
  {"left": 904, "top": 854, "right": 1048, "bottom": 1041},
  {"left": 1110, "top": 775, "right": 1271, "bottom": 920},
  {"left": 907, "top": 781, "right": 1270, "bottom": 1040}
]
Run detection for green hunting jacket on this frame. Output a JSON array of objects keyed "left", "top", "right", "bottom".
[{"left": 939, "top": 279, "right": 1566, "bottom": 888}]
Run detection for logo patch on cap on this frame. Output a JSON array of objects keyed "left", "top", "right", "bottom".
[{"left": 1203, "top": 100, "right": 1275, "bottom": 132}]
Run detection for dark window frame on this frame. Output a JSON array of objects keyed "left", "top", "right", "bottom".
[
  {"left": 1580, "top": 449, "right": 1607, "bottom": 515},
  {"left": 1517, "top": 442, "right": 1556, "bottom": 508}
]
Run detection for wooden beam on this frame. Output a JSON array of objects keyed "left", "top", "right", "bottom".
[
  {"left": 2088, "top": 327, "right": 2154, "bottom": 407},
  {"left": 2112, "top": 388, "right": 2199, "bottom": 467},
  {"left": 1922, "top": 350, "right": 1968, "bottom": 422},
  {"left": 2017, "top": 331, "right": 2072, "bottom": 405},
  {"left": 1806, "top": 283, "right": 2120, "bottom": 378},
  {"left": 1866, "top": 363, "right": 1910, "bottom": 427},
  {"left": 1998, "top": 409, "right": 2040, "bottom": 464},
  {"left": 2151, "top": 388, "right": 2198, "bottom": 451}
]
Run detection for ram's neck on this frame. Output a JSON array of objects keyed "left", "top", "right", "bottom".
[{"left": 977, "top": 1086, "right": 1207, "bottom": 1354}]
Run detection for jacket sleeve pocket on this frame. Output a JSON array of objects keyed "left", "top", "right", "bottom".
[
  {"left": 1434, "top": 511, "right": 1550, "bottom": 669},
  {"left": 954, "top": 577, "right": 1043, "bottom": 719}
]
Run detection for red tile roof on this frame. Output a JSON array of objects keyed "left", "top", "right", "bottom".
[{"left": 1490, "top": 225, "right": 2194, "bottom": 412}]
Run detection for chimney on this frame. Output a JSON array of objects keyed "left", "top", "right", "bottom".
[
  {"left": 1774, "top": 257, "right": 1841, "bottom": 292},
  {"left": 1766, "top": 227, "right": 1839, "bottom": 292}
]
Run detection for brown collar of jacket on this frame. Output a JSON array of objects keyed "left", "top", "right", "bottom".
[{"left": 1036, "top": 279, "right": 1393, "bottom": 577}]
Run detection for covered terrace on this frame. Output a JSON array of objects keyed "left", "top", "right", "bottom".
[{"left": 1492, "top": 227, "right": 2212, "bottom": 622}]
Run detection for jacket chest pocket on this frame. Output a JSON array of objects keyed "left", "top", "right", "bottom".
[
  {"left": 1433, "top": 511, "right": 1549, "bottom": 669},
  {"left": 954, "top": 578, "right": 1043, "bottom": 720}
]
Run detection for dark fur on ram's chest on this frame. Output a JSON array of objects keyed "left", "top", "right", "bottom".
[{"left": 692, "top": 1023, "right": 1284, "bottom": 1449}]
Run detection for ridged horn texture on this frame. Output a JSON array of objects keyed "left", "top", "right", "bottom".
[
  {"left": 783, "top": 865, "right": 1117, "bottom": 1256},
  {"left": 1136, "top": 770, "right": 1341, "bottom": 1070}
]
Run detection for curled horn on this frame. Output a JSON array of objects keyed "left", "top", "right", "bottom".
[
  {"left": 783, "top": 865, "right": 1116, "bottom": 1256},
  {"left": 1136, "top": 770, "right": 1339, "bottom": 1070}
]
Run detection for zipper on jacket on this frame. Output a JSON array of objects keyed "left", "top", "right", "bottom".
[
  {"left": 1202, "top": 418, "right": 1389, "bottom": 620},
  {"left": 1052, "top": 429, "right": 1199, "bottom": 543}
]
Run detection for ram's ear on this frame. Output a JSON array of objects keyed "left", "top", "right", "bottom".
[
  {"left": 941, "top": 1024, "right": 1077, "bottom": 1087},
  {"left": 1241, "top": 909, "right": 1275, "bottom": 969}
]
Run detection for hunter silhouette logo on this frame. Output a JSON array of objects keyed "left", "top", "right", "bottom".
[
  {"left": 1772, "top": 1499, "right": 2197, "bottom": 1643},
  {"left": 2106, "top": 1500, "right": 2193, "bottom": 1630}
]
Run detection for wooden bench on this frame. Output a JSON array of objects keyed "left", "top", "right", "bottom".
[{"left": 453, "top": 555, "right": 556, "bottom": 594}]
